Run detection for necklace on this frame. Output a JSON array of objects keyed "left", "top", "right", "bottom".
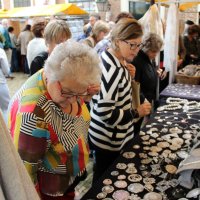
[
  {"left": 157, "top": 104, "right": 182, "bottom": 111},
  {"left": 166, "top": 97, "right": 188, "bottom": 105}
]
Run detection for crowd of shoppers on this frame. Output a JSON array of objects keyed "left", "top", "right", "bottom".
[{"left": 0, "top": 11, "right": 200, "bottom": 200}]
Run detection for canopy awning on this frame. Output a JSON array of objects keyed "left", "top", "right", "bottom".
[
  {"left": 146, "top": 0, "right": 200, "bottom": 11},
  {"left": 0, "top": 3, "right": 88, "bottom": 18}
]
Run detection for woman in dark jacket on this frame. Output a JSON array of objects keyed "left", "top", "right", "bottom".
[{"left": 132, "top": 33, "right": 163, "bottom": 106}]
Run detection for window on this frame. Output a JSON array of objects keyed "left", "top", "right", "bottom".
[
  {"left": 68, "top": 0, "right": 93, "bottom": 2},
  {"left": 129, "top": 1, "right": 150, "bottom": 20},
  {"left": 14, "top": 0, "right": 31, "bottom": 7}
]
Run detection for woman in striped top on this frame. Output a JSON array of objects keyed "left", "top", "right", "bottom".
[{"left": 88, "top": 18, "right": 152, "bottom": 183}]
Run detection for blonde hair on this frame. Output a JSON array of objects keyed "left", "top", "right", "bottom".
[
  {"left": 44, "top": 39, "right": 101, "bottom": 86},
  {"left": 44, "top": 19, "right": 71, "bottom": 44},
  {"left": 91, "top": 20, "right": 110, "bottom": 38},
  {"left": 110, "top": 18, "right": 143, "bottom": 50}
]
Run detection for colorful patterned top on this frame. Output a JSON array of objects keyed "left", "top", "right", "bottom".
[{"left": 8, "top": 69, "right": 90, "bottom": 197}]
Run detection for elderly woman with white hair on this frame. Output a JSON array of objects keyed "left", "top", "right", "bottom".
[
  {"left": 132, "top": 32, "right": 164, "bottom": 107},
  {"left": 8, "top": 40, "right": 101, "bottom": 200}
]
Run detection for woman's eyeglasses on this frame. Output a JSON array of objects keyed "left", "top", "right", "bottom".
[
  {"left": 60, "top": 90, "right": 89, "bottom": 99},
  {"left": 58, "top": 82, "right": 89, "bottom": 99},
  {"left": 123, "top": 40, "right": 143, "bottom": 50}
]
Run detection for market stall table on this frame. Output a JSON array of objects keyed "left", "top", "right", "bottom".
[
  {"left": 82, "top": 98, "right": 200, "bottom": 200},
  {"left": 160, "top": 83, "right": 200, "bottom": 101}
]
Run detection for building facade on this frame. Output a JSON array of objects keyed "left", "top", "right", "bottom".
[{"left": 0, "top": 0, "right": 199, "bottom": 23}]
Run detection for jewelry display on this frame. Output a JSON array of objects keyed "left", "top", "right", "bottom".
[
  {"left": 139, "top": 164, "right": 148, "bottom": 171},
  {"left": 171, "top": 138, "right": 184, "bottom": 146},
  {"left": 114, "top": 180, "right": 127, "bottom": 188},
  {"left": 126, "top": 167, "right": 137, "bottom": 174},
  {"left": 116, "top": 163, "right": 127, "bottom": 170},
  {"left": 141, "top": 158, "right": 152, "bottom": 165},
  {"left": 141, "top": 171, "right": 151, "bottom": 178},
  {"left": 150, "top": 169, "right": 161, "bottom": 176},
  {"left": 127, "top": 183, "right": 144, "bottom": 193},
  {"left": 85, "top": 97, "right": 200, "bottom": 200},
  {"left": 190, "top": 124, "right": 199, "bottom": 130},
  {"left": 143, "top": 141, "right": 151, "bottom": 145},
  {"left": 149, "top": 139, "right": 156, "bottom": 144},
  {"left": 168, "top": 153, "right": 177, "bottom": 160},
  {"left": 157, "top": 142, "right": 170, "bottom": 148},
  {"left": 151, "top": 133, "right": 159, "bottom": 138},
  {"left": 111, "top": 171, "right": 119, "bottom": 176},
  {"left": 129, "top": 194, "right": 142, "bottom": 200},
  {"left": 117, "top": 175, "right": 126, "bottom": 180},
  {"left": 143, "top": 192, "right": 162, "bottom": 200},
  {"left": 122, "top": 152, "right": 136, "bottom": 159},
  {"left": 157, "top": 104, "right": 182, "bottom": 111},
  {"left": 182, "top": 133, "right": 192, "bottom": 139},
  {"left": 166, "top": 97, "right": 188, "bottom": 104},
  {"left": 165, "top": 164, "right": 177, "bottom": 174},
  {"left": 102, "top": 185, "right": 114, "bottom": 194},
  {"left": 97, "top": 192, "right": 107, "bottom": 199},
  {"left": 103, "top": 179, "right": 112, "bottom": 185},
  {"left": 169, "top": 127, "right": 183, "bottom": 134},
  {"left": 143, "top": 146, "right": 150, "bottom": 151},
  {"left": 148, "top": 151, "right": 159, "bottom": 157},
  {"left": 112, "top": 190, "right": 130, "bottom": 200},
  {"left": 127, "top": 163, "right": 135, "bottom": 168},
  {"left": 186, "top": 188, "right": 200, "bottom": 198},
  {"left": 128, "top": 174, "right": 142, "bottom": 182},
  {"left": 143, "top": 177, "right": 156, "bottom": 184},
  {"left": 177, "top": 151, "right": 188, "bottom": 159},
  {"left": 150, "top": 146, "right": 162, "bottom": 152},
  {"left": 133, "top": 144, "right": 140, "bottom": 149},
  {"left": 145, "top": 184, "right": 154, "bottom": 192},
  {"left": 141, "top": 135, "right": 150, "bottom": 141},
  {"left": 139, "top": 131, "right": 146, "bottom": 135}
]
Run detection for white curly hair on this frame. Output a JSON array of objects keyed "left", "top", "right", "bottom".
[{"left": 44, "top": 39, "right": 102, "bottom": 87}]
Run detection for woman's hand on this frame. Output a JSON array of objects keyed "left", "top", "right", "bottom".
[
  {"left": 124, "top": 60, "right": 136, "bottom": 78},
  {"left": 87, "top": 84, "right": 100, "bottom": 95},
  {"left": 137, "top": 101, "right": 152, "bottom": 117},
  {"left": 83, "top": 84, "right": 100, "bottom": 102},
  {"left": 157, "top": 68, "right": 163, "bottom": 77}
]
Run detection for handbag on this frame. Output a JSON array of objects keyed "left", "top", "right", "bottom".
[{"left": 131, "top": 80, "right": 141, "bottom": 122}]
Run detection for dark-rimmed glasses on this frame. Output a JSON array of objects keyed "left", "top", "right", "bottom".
[
  {"left": 123, "top": 40, "right": 143, "bottom": 50},
  {"left": 58, "top": 82, "right": 89, "bottom": 99}
]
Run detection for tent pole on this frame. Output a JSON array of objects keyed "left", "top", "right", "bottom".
[{"left": 168, "top": 2, "right": 179, "bottom": 84}]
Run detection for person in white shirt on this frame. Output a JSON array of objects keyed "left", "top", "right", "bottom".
[
  {"left": 0, "top": 48, "right": 10, "bottom": 121},
  {"left": 27, "top": 20, "right": 47, "bottom": 70}
]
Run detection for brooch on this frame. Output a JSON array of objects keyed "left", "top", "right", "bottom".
[
  {"left": 128, "top": 183, "right": 144, "bottom": 193},
  {"left": 114, "top": 180, "right": 127, "bottom": 188},
  {"left": 128, "top": 174, "right": 142, "bottom": 182},
  {"left": 112, "top": 190, "right": 130, "bottom": 200}
]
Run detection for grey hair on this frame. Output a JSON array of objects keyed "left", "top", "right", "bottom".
[
  {"left": 142, "top": 33, "right": 163, "bottom": 53},
  {"left": 44, "top": 39, "right": 102, "bottom": 86}
]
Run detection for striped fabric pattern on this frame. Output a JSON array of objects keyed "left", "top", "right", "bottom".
[
  {"left": 89, "top": 50, "right": 134, "bottom": 151},
  {"left": 8, "top": 70, "right": 90, "bottom": 196}
]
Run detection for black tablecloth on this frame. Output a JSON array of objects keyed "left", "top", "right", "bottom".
[
  {"left": 160, "top": 83, "right": 200, "bottom": 101},
  {"left": 82, "top": 101, "right": 200, "bottom": 200}
]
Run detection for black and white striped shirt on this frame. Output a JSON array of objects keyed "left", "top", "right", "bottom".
[{"left": 89, "top": 50, "right": 135, "bottom": 151}]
